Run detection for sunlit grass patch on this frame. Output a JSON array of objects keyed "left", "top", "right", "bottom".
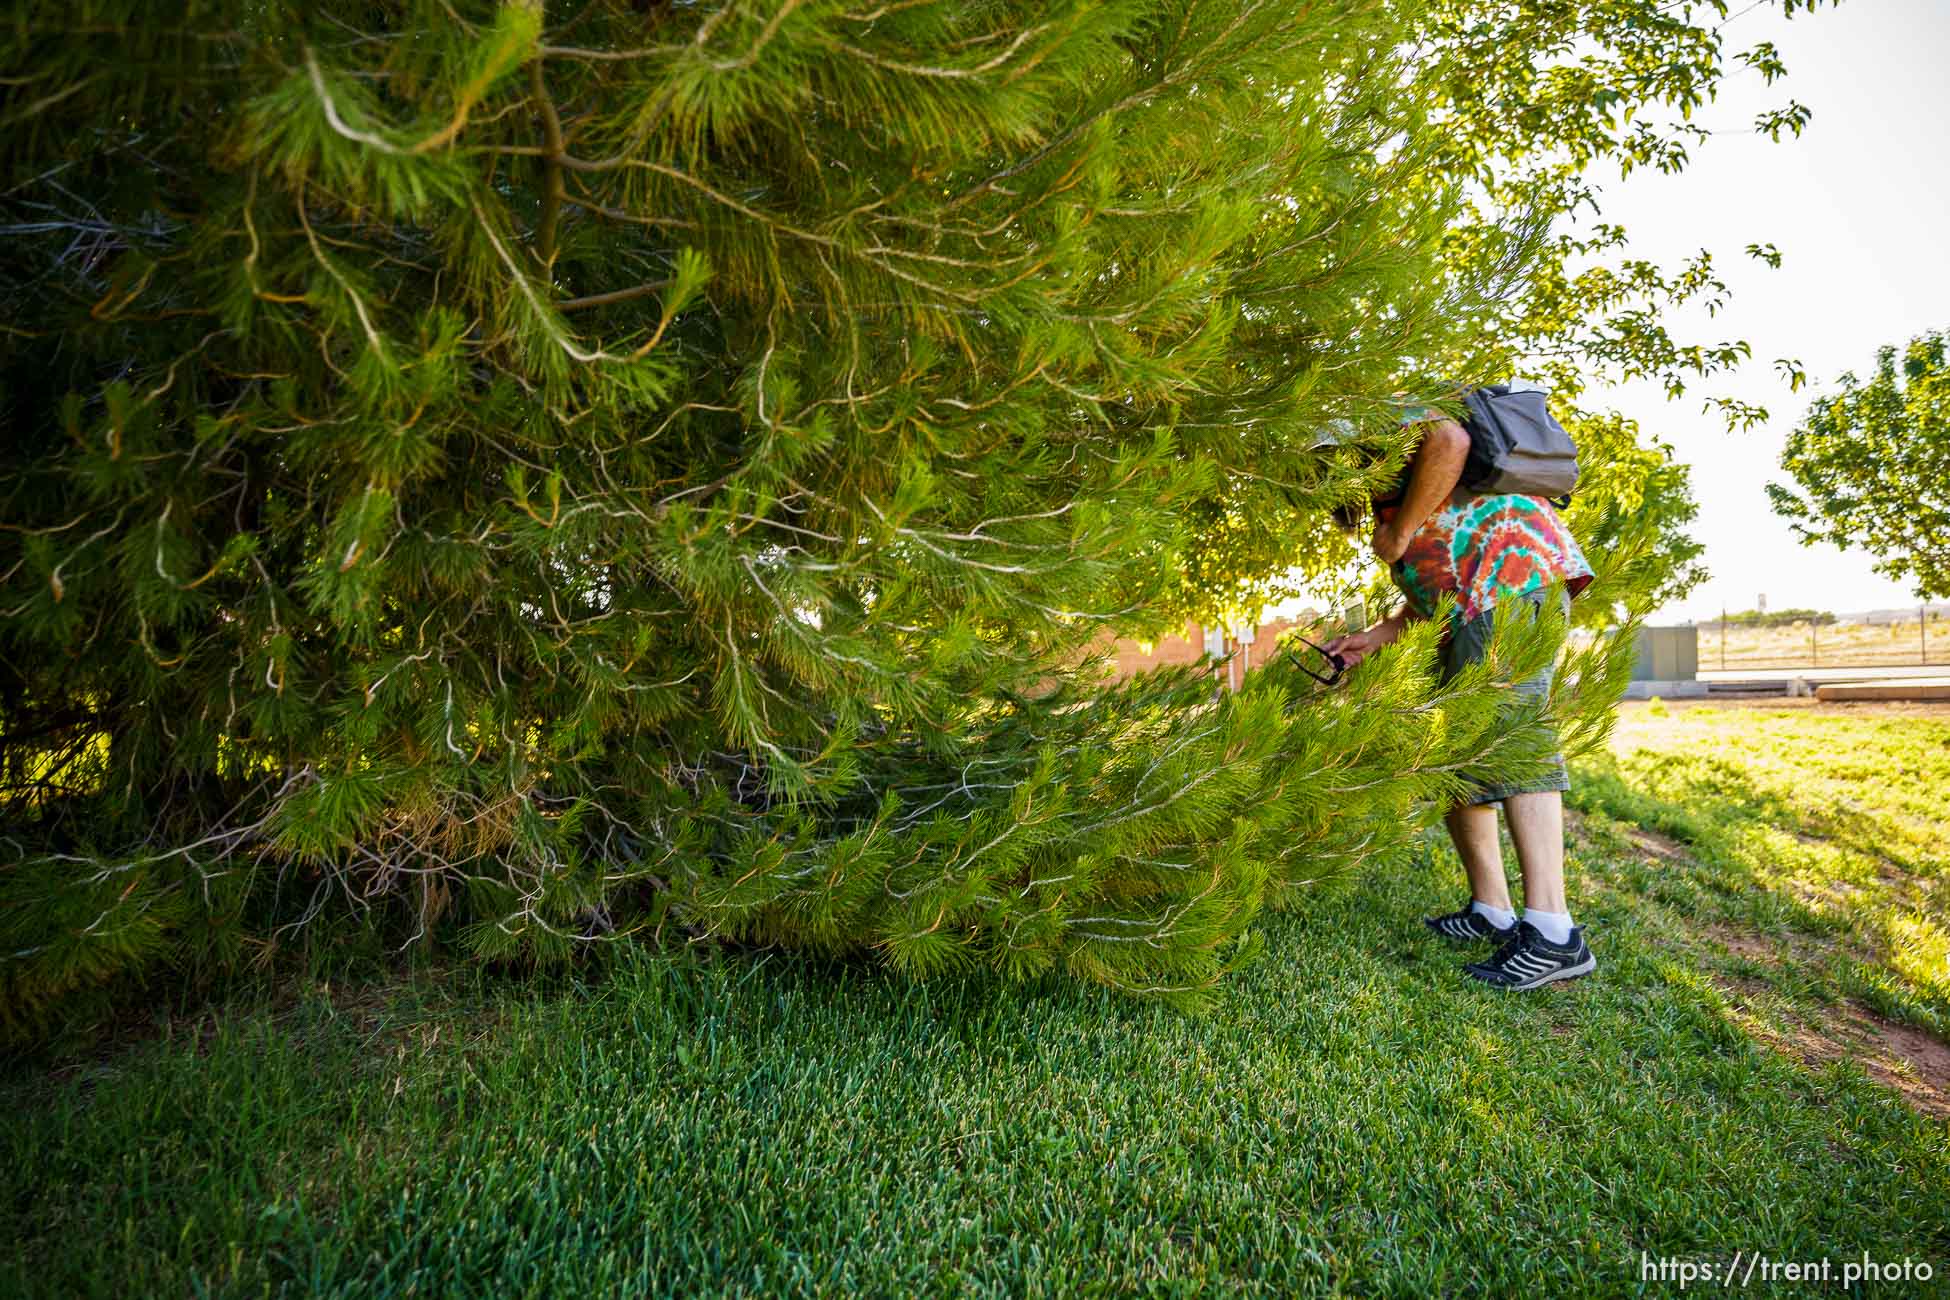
[
  {"left": 1884, "top": 912, "right": 1950, "bottom": 1006},
  {"left": 1574, "top": 702, "right": 1950, "bottom": 1035}
]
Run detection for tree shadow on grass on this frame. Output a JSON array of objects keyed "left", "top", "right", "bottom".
[{"left": 1567, "top": 751, "right": 1950, "bottom": 1098}]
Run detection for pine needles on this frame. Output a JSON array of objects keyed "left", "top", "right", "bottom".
[{"left": 0, "top": 0, "right": 1634, "bottom": 1034}]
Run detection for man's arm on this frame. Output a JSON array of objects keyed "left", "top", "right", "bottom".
[{"left": 1372, "top": 418, "right": 1470, "bottom": 564}]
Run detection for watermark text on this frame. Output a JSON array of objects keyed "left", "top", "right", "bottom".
[{"left": 1640, "top": 1251, "right": 1935, "bottom": 1290}]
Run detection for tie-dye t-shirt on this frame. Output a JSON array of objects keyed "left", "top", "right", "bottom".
[{"left": 1383, "top": 403, "right": 1594, "bottom": 624}]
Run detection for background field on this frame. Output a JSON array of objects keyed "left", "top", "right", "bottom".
[
  {"left": 5, "top": 701, "right": 1947, "bottom": 1297},
  {"left": 1701, "top": 616, "right": 1948, "bottom": 670}
]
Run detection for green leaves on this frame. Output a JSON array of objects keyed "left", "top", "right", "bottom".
[
  {"left": 1771, "top": 331, "right": 1950, "bottom": 599},
  {"left": 1419, "top": 0, "right": 1836, "bottom": 424}
]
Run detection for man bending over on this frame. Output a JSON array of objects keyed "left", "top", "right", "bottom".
[{"left": 1325, "top": 405, "right": 1597, "bottom": 990}]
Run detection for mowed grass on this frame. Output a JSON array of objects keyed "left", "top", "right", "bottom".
[{"left": 5, "top": 704, "right": 1948, "bottom": 1297}]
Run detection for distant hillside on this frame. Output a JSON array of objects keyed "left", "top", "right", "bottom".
[
  {"left": 1842, "top": 603, "right": 1950, "bottom": 625},
  {"left": 1676, "top": 603, "right": 1948, "bottom": 629}
]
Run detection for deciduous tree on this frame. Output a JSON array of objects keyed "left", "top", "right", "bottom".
[{"left": 1770, "top": 332, "right": 1950, "bottom": 598}]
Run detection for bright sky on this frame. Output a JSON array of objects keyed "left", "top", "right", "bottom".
[{"left": 1587, "top": 0, "right": 1950, "bottom": 623}]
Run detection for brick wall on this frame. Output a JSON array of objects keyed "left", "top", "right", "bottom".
[{"left": 1099, "top": 614, "right": 1328, "bottom": 688}]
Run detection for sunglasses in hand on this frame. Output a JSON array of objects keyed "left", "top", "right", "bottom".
[{"left": 1280, "top": 633, "right": 1348, "bottom": 686}]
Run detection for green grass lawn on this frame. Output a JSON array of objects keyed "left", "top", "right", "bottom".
[
  {"left": 1575, "top": 700, "right": 1950, "bottom": 1040},
  {"left": 5, "top": 703, "right": 1947, "bottom": 1297}
]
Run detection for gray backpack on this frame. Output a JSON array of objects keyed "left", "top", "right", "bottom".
[{"left": 1459, "top": 384, "right": 1580, "bottom": 503}]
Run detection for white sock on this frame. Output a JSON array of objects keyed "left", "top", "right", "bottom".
[
  {"left": 1524, "top": 908, "right": 1574, "bottom": 945},
  {"left": 1470, "top": 900, "right": 1517, "bottom": 930}
]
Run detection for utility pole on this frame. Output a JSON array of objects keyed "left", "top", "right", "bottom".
[{"left": 1720, "top": 606, "right": 1727, "bottom": 671}]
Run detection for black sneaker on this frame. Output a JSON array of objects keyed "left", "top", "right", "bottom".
[
  {"left": 1423, "top": 901, "right": 1516, "bottom": 943},
  {"left": 1464, "top": 921, "right": 1596, "bottom": 990}
]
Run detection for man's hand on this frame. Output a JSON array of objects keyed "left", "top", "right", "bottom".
[
  {"left": 1322, "top": 609, "right": 1410, "bottom": 668},
  {"left": 1321, "top": 627, "right": 1387, "bottom": 668}
]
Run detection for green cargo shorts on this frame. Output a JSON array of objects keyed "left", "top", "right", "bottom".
[{"left": 1439, "top": 588, "right": 1571, "bottom": 807}]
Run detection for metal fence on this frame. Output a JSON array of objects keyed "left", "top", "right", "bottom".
[{"left": 1700, "top": 615, "right": 1949, "bottom": 671}]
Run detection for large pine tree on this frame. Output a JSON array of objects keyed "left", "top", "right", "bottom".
[{"left": 1, "top": 0, "right": 1631, "bottom": 1030}]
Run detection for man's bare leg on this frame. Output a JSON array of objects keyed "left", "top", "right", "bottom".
[
  {"left": 1464, "top": 788, "right": 1593, "bottom": 986},
  {"left": 1444, "top": 801, "right": 1513, "bottom": 912},
  {"left": 1503, "top": 790, "right": 1568, "bottom": 916}
]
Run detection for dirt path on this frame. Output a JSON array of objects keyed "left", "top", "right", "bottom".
[{"left": 1571, "top": 810, "right": 1950, "bottom": 1119}]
